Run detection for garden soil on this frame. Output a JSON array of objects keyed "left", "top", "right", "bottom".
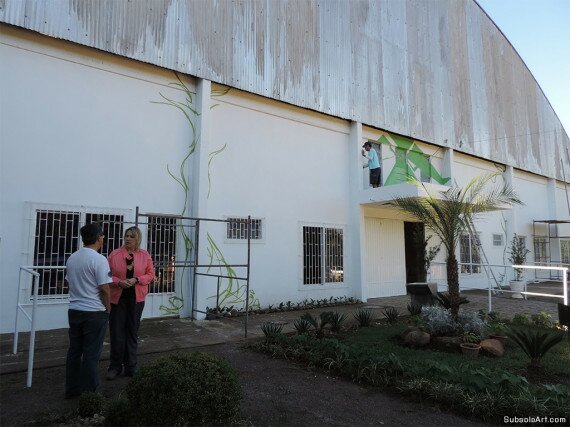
[{"left": 0, "top": 341, "right": 483, "bottom": 426}]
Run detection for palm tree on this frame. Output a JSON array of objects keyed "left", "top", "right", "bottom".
[{"left": 388, "top": 173, "right": 522, "bottom": 319}]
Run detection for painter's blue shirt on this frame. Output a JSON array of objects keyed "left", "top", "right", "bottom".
[{"left": 366, "top": 148, "right": 380, "bottom": 169}]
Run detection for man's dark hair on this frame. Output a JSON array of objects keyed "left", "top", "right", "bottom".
[
  {"left": 81, "top": 223, "right": 103, "bottom": 245},
  {"left": 363, "top": 141, "right": 372, "bottom": 148}
]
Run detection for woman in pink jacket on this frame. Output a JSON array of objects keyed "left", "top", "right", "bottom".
[{"left": 106, "top": 226, "right": 154, "bottom": 379}]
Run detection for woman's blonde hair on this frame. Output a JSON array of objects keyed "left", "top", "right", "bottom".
[{"left": 124, "top": 226, "right": 142, "bottom": 250}]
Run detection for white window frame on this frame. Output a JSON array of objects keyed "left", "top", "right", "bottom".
[
  {"left": 25, "top": 202, "right": 132, "bottom": 300},
  {"left": 223, "top": 216, "right": 266, "bottom": 244},
  {"left": 492, "top": 234, "right": 503, "bottom": 246},
  {"left": 298, "top": 221, "right": 347, "bottom": 290}
]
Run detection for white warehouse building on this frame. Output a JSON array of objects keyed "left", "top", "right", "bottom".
[{"left": 1, "top": 0, "right": 569, "bottom": 332}]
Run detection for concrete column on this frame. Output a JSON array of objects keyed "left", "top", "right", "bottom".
[
  {"left": 547, "top": 178, "right": 561, "bottom": 264},
  {"left": 191, "top": 79, "right": 212, "bottom": 219},
  {"left": 443, "top": 148, "right": 454, "bottom": 184},
  {"left": 181, "top": 78, "right": 212, "bottom": 319},
  {"left": 348, "top": 121, "right": 366, "bottom": 301},
  {"left": 503, "top": 166, "right": 517, "bottom": 248}
]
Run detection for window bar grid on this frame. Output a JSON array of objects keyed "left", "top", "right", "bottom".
[
  {"left": 32, "top": 210, "right": 128, "bottom": 298},
  {"left": 148, "top": 216, "right": 177, "bottom": 294},
  {"left": 227, "top": 218, "right": 262, "bottom": 240},
  {"left": 33, "top": 210, "right": 80, "bottom": 297}
]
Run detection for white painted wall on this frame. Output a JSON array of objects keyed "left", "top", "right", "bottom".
[
  {"left": 0, "top": 28, "right": 194, "bottom": 332},
  {"left": 202, "top": 90, "right": 352, "bottom": 309}
]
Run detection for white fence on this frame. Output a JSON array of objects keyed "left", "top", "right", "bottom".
[{"left": 428, "top": 261, "right": 568, "bottom": 313}]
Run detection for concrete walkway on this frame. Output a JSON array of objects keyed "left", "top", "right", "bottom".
[{"left": 1, "top": 280, "right": 562, "bottom": 378}]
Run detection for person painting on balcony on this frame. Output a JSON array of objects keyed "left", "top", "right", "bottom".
[
  {"left": 65, "top": 222, "right": 111, "bottom": 399},
  {"left": 362, "top": 141, "right": 381, "bottom": 188},
  {"left": 106, "top": 226, "right": 154, "bottom": 380}
]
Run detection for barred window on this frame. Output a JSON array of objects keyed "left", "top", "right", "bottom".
[
  {"left": 226, "top": 217, "right": 262, "bottom": 240},
  {"left": 302, "top": 225, "right": 344, "bottom": 285},
  {"left": 460, "top": 234, "right": 481, "bottom": 274},
  {"left": 147, "top": 215, "right": 177, "bottom": 293},
  {"left": 534, "top": 237, "right": 549, "bottom": 264},
  {"left": 33, "top": 209, "right": 123, "bottom": 297},
  {"left": 492, "top": 234, "right": 503, "bottom": 246}
]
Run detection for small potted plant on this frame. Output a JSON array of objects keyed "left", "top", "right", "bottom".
[
  {"left": 488, "top": 321, "right": 508, "bottom": 344},
  {"left": 460, "top": 332, "right": 481, "bottom": 358},
  {"left": 508, "top": 234, "right": 530, "bottom": 299}
]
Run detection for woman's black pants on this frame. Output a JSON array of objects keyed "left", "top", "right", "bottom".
[{"left": 108, "top": 296, "right": 144, "bottom": 375}]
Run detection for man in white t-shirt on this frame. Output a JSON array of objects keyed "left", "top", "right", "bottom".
[{"left": 65, "top": 223, "right": 111, "bottom": 399}]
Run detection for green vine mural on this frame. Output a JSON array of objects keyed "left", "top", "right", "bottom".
[
  {"left": 205, "top": 233, "right": 260, "bottom": 310},
  {"left": 377, "top": 133, "right": 450, "bottom": 185},
  {"left": 152, "top": 72, "right": 259, "bottom": 315}
]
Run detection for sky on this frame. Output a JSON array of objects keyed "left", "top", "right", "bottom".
[{"left": 476, "top": 0, "right": 570, "bottom": 137}]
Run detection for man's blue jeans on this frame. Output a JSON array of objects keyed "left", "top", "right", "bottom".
[{"left": 65, "top": 309, "right": 109, "bottom": 397}]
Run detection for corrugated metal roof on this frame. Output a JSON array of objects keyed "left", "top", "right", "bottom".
[{"left": 1, "top": 0, "right": 568, "bottom": 180}]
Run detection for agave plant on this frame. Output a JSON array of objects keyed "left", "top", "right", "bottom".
[
  {"left": 260, "top": 322, "right": 283, "bottom": 340},
  {"left": 382, "top": 307, "right": 400, "bottom": 324},
  {"left": 435, "top": 292, "right": 469, "bottom": 309},
  {"left": 301, "top": 312, "right": 333, "bottom": 338},
  {"left": 293, "top": 318, "right": 312, "bottom": 335},
  {"left": 328, "top": 312, "right": 347, "bottom": 332},
  {"left": 507, "top": 327, "right": 565, "bottom": 368},
  {"left": 353, "top": 308, "right": 374, "bottom": 327},
  {"left": 407, "top": 302, "right": 423, "bottom": 316}
]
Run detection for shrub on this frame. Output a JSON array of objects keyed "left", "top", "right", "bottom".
[
  {"left": 507, "top": 327, "right": 565, "bottom": 368},
  {"left": 353, "top": 309, "right": 374, "bottom": 327},
  {"left": 407, "top": 302, "right": 423, "bottom": 316},
  {"left": 77, "top": 392, "right": 105, "bottom": 418},
  {"left": 512, "top": 313, "right": 532, "bottom": 326},
  {"left": 382, "top": 307, "right": 399, "bottom": 324},
  {"left": 457, "top": 311, "right": 487, "bottom": 337},
  {"left": 531, "top": 312, "right": 554, "bottom": 329},
  {"left": 104, "top": 397, "right": 132, "bottom": 426},
  {"left": 420, "top": 306, "right": 457, "bottom": 336},
  {"left": 126, "top": 352, "right": 241, "bottom": 426}
]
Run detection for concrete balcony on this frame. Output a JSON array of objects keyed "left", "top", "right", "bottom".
[{"left": 359, "top": 182, "right": 451, "bottom": 207}]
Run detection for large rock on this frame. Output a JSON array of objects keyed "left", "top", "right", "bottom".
[
  {"left": 480, "top": 339, "right": 504, "bottom": 357},
  {"left": 432, "top": 336, "right": 462, "bottom": 351},
  {"left": 400, "top": 326, "right": 421, "bottom": 339},
  {"left": 404, "top": 330, "right": 431, "bottom": 346}
]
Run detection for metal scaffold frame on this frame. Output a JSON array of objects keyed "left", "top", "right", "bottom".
[
  {"left": 134, "top": 207, "right": 253, "bottom": 336},
  {"left": 532, "top": 219, "right": 570, "bottom": 281}
]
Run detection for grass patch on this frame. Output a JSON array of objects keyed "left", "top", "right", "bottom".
[{"left": 247, "top": 323, "right": 570, "bottom": 422}]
